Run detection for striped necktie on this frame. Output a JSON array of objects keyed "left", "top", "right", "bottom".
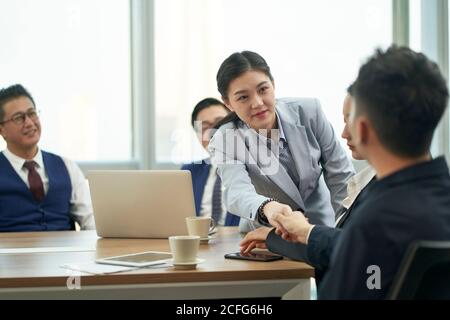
[
  {"left": 276, "top": 139, "right": 300, "bottom": 187},
  {"left": 211, "top": 170, "right": 222, "bottom": 225}
]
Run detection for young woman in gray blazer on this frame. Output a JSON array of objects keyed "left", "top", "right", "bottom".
[
  {"left": 239, "top": 90, "right": 376, "bottom": 283},
  {"left": 208, "top": 51, "right": 354, "bottom": 230}
]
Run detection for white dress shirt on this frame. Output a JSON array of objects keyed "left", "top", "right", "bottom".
[
  {"left": 2, "top": 148, "right": 95, "bottom": 230},
  {"left": 335, "top": 165, "right": 376, "bottom": 226},
  {"left": 199, "top": 164, "right": 226, "bottom": 226}
]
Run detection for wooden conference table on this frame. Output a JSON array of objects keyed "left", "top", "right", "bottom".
[{"left": 0, "top": 227, "right": 314, "bottom": 299}]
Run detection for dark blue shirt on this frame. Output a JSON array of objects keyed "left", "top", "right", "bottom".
[{"left": 319, "top": 157, "right": 450, "bottom": 299}]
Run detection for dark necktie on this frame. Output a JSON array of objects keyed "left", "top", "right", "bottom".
[
  {"left": 278, "top": 141, "right": 300, "bottom": 187},
  {"left": 268, "top": 138, "right": 300, "bottom": 187},
  {"left": 335, "top": 207, "right": 349, "bottom": 228},
  {"left": 211, "top": 170, "right": 222, "bottom": 225},
  {"left": 23, "top": 161, "right": 45, "bottom": 202}
]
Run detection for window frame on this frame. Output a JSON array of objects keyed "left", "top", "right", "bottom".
[
  {"left": 79, "top": 0, "right": 450, "bottom": 174},
  {"left": 419, "top": 0, "right": 449, "bottom": 161}
]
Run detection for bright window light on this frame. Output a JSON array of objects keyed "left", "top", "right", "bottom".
[{"left": 0, "top": 0, "right": 131, "bottom": 161}]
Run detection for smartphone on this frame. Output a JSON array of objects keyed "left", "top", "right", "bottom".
[{"left": 224, "top": 252, "right": 283, "bottom": 262}]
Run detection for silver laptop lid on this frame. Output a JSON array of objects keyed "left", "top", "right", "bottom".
[{"left": 88, "top": 170, "right": 195, "bottom": 238}]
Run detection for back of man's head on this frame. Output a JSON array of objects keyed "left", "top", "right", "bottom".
[
  {"left": 353, "top": 46, "right": 449, "bottom": 157},
  {"left": 0, "top": 84, "right": 35, "bottom": 122}
]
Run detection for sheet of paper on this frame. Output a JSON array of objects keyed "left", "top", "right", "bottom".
[
  {"left": 60, "top": 262, "right": 136, "bottom": 275},
  {"left": 0, "top": 247, "right": 96, "bottom": 254}
]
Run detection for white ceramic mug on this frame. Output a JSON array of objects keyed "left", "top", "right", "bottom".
[
  {"left": 185, "top": 217, "right": 216, "bottom": 238},
  {"left": 168, "top": 235, "right": 200, "bottom": 263}
]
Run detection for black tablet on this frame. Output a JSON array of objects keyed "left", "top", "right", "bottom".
[{"left": 224, "top": 252, "right": 283, "bottom": 262}]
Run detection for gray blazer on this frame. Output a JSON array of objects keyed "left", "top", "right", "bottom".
[{"left": 208, "top": 98, "right": 354, "bottom": 227}]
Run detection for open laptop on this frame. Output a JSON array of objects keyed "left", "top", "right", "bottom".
[{"left": 87, "top": 170, "right": 196, "bottom": 238}]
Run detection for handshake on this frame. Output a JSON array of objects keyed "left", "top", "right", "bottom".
[{"left": 240, "top": 201, "right": 314, "bottom": 254}]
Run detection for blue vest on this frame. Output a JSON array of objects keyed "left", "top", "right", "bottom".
[{"left": 0, "top": 151, "right": 73, "bottom": 232}]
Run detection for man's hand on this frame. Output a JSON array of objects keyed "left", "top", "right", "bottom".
[
  {"left": 272, "top": 211, "right": 313, "bottom": 244},
  {"left": 262, "top": 201, "right": 293, "bottom": 235},
  {"left": 239, "top": 227, "right": 273, "bottom": 254}
]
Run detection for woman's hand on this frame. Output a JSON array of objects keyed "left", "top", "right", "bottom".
[
  {"left": 263, "top": 201, "right": 293, "bottom": 236},
  {"left": 239, "top": 226, "right": 273, "bottom": 254},
  {"left": 272, "top": 211, "right": 313, "bottom": 244}
]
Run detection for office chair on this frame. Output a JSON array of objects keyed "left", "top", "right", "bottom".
[{"left": 388, "top": 241, "right": 450, "bottom": 300}]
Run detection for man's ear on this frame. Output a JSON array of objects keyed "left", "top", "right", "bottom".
[
  {"left": 356, "top": 116, "right": 370, "bottom": 146},
  {"left": 0, "top": 126, "right": 6, "bottom": 141},
  {"left": 222, "top": 97, "right": 234, "bottom": 112}
]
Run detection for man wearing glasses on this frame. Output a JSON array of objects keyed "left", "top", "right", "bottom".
[
  {"left": 0, "top": 84, "right": 94, "bottom": 232},
  {"left": 181, "top": 98, "right": 240, "bottom": 227}
]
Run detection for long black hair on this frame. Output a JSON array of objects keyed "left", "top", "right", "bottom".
[{"left": 214, "top": 51, "right": 274, "bottom": 129}]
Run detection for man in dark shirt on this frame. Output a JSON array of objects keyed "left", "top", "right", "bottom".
[{"left": 270, "top": 46, "right": 450, "bottom": 299}]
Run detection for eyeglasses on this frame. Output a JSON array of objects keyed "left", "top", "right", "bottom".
[{"left": 0, "top": 109, "right": 40, "bottom": 125}]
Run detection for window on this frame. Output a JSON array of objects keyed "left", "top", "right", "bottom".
[
  {"left": 413, "top": 0, "right": 449, "bottom": 160},
  {"left": 0, "top": 0, "right": 131, "bottom": 161},
  {"left": 154, "top": 0, "right": 393, "bottom": 164},
  {"left": 409, "top": 0, "right": 422, "bottom": 52}
]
